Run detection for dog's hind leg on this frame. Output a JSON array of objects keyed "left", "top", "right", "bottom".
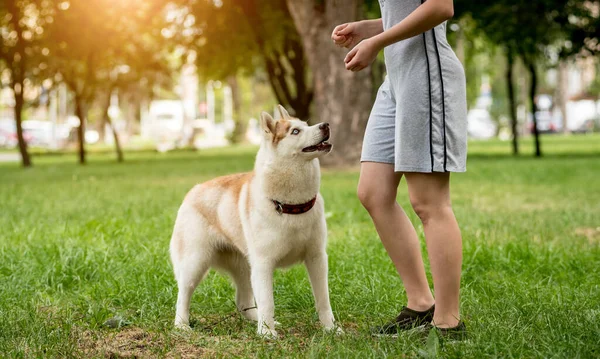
[
  {"left": 170, "top": 210, "right": 213, "bottom": 330},
  {"left": 174, "top": 256, "right": 210, "bottom": 330}
]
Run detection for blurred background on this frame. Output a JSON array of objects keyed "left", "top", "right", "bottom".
[{"left": 1, "top": 0, "right": 599, "bottom": 167}]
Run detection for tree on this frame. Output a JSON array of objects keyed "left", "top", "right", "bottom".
[
  {"left": 47, "top": 0, "right": 113, "bottom": 164},
  {"left": 287, "top": 0, "right": 373, "bottom": 166},
  {"left": 100, "top": 3, "right": 174, "bottom": 162},
  {"left": 236, "top": 0, "right": 313, "bottom": 121},
  {"left": 454, "top": 2, "right": 529, "bottom": 156},
  {"left": 456, "top": 0, "right": 600, "bottom": 157},
  {"left": 0, "top": 0, "right": 51, "bottom": 167},
  {"left": 178, "top": 0, "right": 373, "bottom": 164},
  {"left": 180, "top": 0, "right": 313, "bottom": 129},
  {"left": 47, "top": 0, "right": 174, "bottom": 164}
]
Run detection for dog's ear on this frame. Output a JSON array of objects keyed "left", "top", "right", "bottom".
[
  {"left": 277, "top": 104, "right": 291, "bottom": 120},
  {"left": 260, "top": 111, "right": 276, "bottom": 134}
]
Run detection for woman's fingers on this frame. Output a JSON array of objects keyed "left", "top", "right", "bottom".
[
  {"left": 346, "top": 52, "right": 367, "bottom": 72},
  {"left": 350, "top": 64, "right": 365, "bottom": 72},
  {"left": 345, "top": 55, "right": 360, "bottom": 70},
  {"left": 332, "top": 23, "right": 348, "bottom": 40},
  {"left": 341, "top": 36, "right": 353, "bottom": 48},
  {"left": 334, "top": 23, "right": 348, "bottom": 32},
  {"left": 333, "top": 34, "right": 346, "bottom": 45},
  {"left": 337, "top": 23, "right": 353, "bottom": 35},
  {"left": 344, "top": 46, "right": 358, "bottom": 64}
]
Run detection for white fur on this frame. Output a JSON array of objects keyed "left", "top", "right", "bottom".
[{"left": 169, "top": 105, "right": 340, "bottom": 338}]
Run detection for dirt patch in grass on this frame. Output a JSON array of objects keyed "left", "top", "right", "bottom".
[
  {"left": 574, "top": 227, "right": 600, "bottom": 244},
  {"left": 77, "top": 327, "right": 208, "bottom": 358}
]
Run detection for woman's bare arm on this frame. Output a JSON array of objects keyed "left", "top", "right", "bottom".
[
  {"left": 360, "top": 18, "right": 384, "bottom": 39},
  {"left": 371, "top": 0, "right": 454, "bottom": 49}
]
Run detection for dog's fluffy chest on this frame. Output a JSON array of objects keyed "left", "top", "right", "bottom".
[{"left": 244, "top": 196, "right": 325, "bottom": 266}]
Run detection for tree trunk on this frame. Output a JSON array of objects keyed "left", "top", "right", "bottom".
[
  {"left": 526, "top": 59, "right": 542, "bottom": 157},
  {"left": 106, "top": 116, "right": 124, "bottom": 163},
  {"left": 98, "top": 109, "right": 107, "bottom": 143},
  {"left": 103, "top": 90, "right": 124, "bottom": 162},
  {"left": 506, "top": 50, "right": 519, "bottom": 156},
  {"left": 6, "top": 1, "right": 31, "bottom": 168},
  {"left": 286, "top": 0, "right": 372, "bottom": 166},
  {"left": 557, "top": 60, "right": 569, "bottom": 133},
  {"left": 282, "top": 33, "right": 313, "bottom": 121},
  {"left": 227, "top": 75, "right": 245, "bottom": 144},
  {"left": 237, "top": 0, "right": 313, "bottom": 121},
  {"left": 74, "top": 95, "right": 87, "bottom": 164},
  {"left": 13, "top": 80, "right": 32, "bottom": 168},
  {"left": 455, "top": 19, "right": 465, "bottom": 65}
]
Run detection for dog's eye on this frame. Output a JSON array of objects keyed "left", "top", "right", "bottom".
[{"left": 291, "top": 129, "right": 300, "bottom": 135}]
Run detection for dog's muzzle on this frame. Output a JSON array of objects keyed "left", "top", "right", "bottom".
[{"left": 302, "top": 123, "right": 332, "bottom": 153}]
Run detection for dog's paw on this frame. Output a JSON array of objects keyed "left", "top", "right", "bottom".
[
  {"left": 174, "top": 322, "right": 192, "bottom": 332},
  {"left": 257, "top": 327, "right": 278, "bottom": 339},
  {"left": 324, "top": 325, "right": 344, "bottom": 335}
]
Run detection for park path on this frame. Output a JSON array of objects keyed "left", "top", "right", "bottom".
[{"left": 0, "top": 153, "right": 19, "bottom": 162}]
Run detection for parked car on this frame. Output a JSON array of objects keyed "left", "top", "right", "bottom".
[
  {"left": 144, "top": 100, "right": 187, "bottom": 151},
  {"left": 529, "top": 110, "right": 563, "bottom": 134},
  {"left": 467, "top": 108, "right": 497, "bottom": 139},
  {"left": 571, "top": 117, "right": 599, "bottom": 134},
  {"left": 567, "top": 99, "right": 600, "bottom": 133},
  {"left": 22, "top": 120, "right": 54, "bottom": 147},
  {"left": 0, "top": 119, "right": 32, "bottom": 148}
]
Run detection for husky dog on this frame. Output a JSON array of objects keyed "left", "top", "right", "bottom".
[{"left": 169, "top": 105, "right": 340, "bottom": 338}]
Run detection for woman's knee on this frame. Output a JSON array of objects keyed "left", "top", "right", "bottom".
[
  {"left": 357, "top": 183, "right": 395, "bottom": 212},
  {"left": 410, "top": 198, "right": 452, "bottom": 225}
]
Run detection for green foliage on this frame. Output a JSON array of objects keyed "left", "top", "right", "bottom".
[
  {"left": 180, "top": 0, "right": 294, "bottom": 81},
  {"left": 455, "top": 0, "right": 599, "bottom": 61},
  {"left": 176, "top": 0, "right": 312, "bottom": 120},
  {"left": 183, "top": 0, "right": 259, "bottom": 80},
  {"left": 0, "top": 0, "right": 53, "bottom": 79},
  {"left": 588, "top": 62, "right": 600, "bottom": 97},
  {"left": 46, "top": 0, "right": 174, "bottom": 101},
  {"left": 239, "top": 70, "right": 278, "bottom": 121},
  {"left": 1, "top": 135, "right": 600, "bottom": 357},
  {"left": 447, "top": 16, "right": 499, "bottom": 109}
]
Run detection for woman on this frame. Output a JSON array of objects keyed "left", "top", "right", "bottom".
[{"left": 332, "top": 0, "right": 467, "bottom": 338}]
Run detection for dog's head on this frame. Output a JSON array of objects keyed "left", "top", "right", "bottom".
[{"left": 260, "top": 105, "right": 332, "bottom": 160}]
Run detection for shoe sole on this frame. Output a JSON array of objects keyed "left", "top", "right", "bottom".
[{"left": 371, "top": 323, "right": 429, "bottom": 338}]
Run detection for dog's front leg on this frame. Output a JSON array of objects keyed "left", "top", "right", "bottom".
[
  {"left": 306, "top": 253, "right": 342, "bottom": 334},
  {"left": 250, "top": 263, "right": 277, "bottom": 338}
]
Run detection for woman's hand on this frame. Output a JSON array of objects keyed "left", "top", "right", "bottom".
[
  {"left": 344, "top": 38, "right": 380, "bottom": 72},
  {"left": 331, "top": 22, "right": 368, "bottom": 49}
]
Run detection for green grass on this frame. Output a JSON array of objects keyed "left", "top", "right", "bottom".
[{"left": 1, "top": 135, "right": 599, "bottom": 358}]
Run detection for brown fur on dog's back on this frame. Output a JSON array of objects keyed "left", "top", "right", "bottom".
[{"left": 182, "top": 172, "right": 254, "bottom": 254}]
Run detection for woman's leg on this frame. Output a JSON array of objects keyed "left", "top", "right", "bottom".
[
  {"left": 405, "top": 172, "right": 462, "bottom": 328},
  {"left": 357, "top": 162, "right": 435, "bottom": 311}
]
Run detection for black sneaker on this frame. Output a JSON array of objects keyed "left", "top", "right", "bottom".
[
  {"left": 371, "top": 305, "right": 435, "bottom": 336},
  {"left": 426, "top": 321, "right": 467, "bottom": 341}
]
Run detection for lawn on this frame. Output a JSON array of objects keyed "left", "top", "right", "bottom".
[{"left": 1, "top": 135, "right": 599, "bottom": 358}]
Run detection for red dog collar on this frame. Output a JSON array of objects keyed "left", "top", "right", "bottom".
[{"left": 272, "top": 196, "right": 317, "bottom": 215}]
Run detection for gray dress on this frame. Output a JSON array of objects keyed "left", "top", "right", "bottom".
[{"left": 361, "top": 0, "right": 467, "bottom": 172}]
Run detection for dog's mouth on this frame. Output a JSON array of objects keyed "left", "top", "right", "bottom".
[{"left": 302, "top": 134, "right": 332, "bottom": 153}]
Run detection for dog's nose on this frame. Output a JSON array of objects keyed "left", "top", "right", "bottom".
[{"left": 319, "top": 123, "right": 329, "bottom": 130}]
